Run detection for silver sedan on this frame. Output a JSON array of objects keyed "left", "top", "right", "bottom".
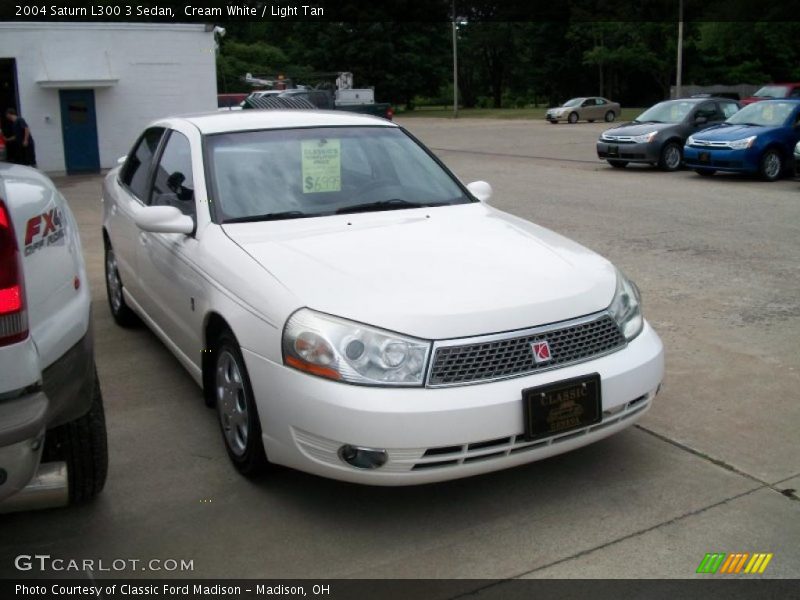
[{"left": 547, "top": 97, "right": 621, "bottom": 124}]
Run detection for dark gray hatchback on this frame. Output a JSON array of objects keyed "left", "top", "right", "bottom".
[{"left": 596, "top": 98, "right": 740, "bottom": 171}]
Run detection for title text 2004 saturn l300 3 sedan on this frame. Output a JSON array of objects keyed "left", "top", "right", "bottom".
[{"left": 102, "top": 110, "right": 663, "bottom": 485}]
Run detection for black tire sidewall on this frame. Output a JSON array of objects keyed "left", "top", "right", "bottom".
[
  {"left": 760, "top": 149, "right": 782, "bottom": 181},
  {"left": 214, "top": 332, "right": 268, "bottom": 475},
  {"left": 104, "top": 241, "right": 138, "bottom": 327},
  {"left": 660, "top": 142, "right": 682, "bottom": 171},
  {"left": 605, "top": 111, "right": 616, "bottom": 122},
  {"left": 568, "top": 112, "right": 578, "bottom": 124}
]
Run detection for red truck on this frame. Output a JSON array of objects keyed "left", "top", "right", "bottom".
[{"left": 741, "top": 83, "right": 800, "bottom": 105}]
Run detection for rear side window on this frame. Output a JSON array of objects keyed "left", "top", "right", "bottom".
[
  {"left": 120, "top": 128, "right": 165, "bottom": 200},
  {"left": 150, "top": 131, "right": 195, "bottom": 216},
  {"left": 696, "top": 102, "right": 721, "bottom": 121}
]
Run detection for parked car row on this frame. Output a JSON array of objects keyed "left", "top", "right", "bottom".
[{"left": 597, "top": 98, "right": 800, "bottom": 181}]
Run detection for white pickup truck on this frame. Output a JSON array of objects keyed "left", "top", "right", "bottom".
[{"left": 0, "top": 163, "right": 107, "bottom": 512}]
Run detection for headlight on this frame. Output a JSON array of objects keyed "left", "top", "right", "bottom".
[
  {"left": 601, "top": 132, "right": 614, "bottom": 141},
  {"left": 283, "top": 308, "right": 431, "bottom": 386},
  {"left": 631, "top": 131, "right": 658, "bottom": 143},
  {"left": 608, "top": 269, "right": 644, "bottom": 341},
  {"left": 686, "top": 135, "right": 696, "bottom": 145},
  {"left": 727, "top": 135, "right": 756, "bottom": 150}
]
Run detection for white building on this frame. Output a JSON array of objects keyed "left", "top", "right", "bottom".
[{"left": 0, "top": 22, "right": 217, "bottom": 173}]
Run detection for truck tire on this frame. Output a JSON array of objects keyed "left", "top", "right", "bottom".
[{"left": 42, "top": 369, "right": 108, "bottom": 504}]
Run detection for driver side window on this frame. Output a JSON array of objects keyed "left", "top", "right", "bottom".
[{"left": 149, "top": 130, "right": 195, "bottom": 216}]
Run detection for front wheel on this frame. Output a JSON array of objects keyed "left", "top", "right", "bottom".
[
  {"left": 214, "top": 332, "right": 269, "bottom": 477},
  {"left": 695, "top": 168, "right": 716, "bottom": 177},
  {"left": 568, "top": 112, "right": 578, "bottom": 124},
  {"left": 608, "top": 160, "right": 628, "bottom": 168},
  {"left": 659, "top": 142, "right": 683, "bottom": 171},
  {"left": 605, "top": 111, "right": 616, "bottom": 123},
  {"left": 759, "top": 149, "right": 783, "bottom": 181},
  {"left": 42, "top": 369, "right": 108, "bottom": 504}
]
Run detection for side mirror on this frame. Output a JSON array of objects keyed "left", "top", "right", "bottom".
[
  {"left": 133, "top": 205, "right": 194, "bottom": 235},
  {"left": 694, "top": 116, "right": 708, "bottom": 125},
  {"left": 467, "top": 180, "right": 493, "bottom": 203},
  {"left": 117, "top": 155, "right": 127, "bottom": 166}
]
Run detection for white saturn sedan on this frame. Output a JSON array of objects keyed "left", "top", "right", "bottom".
[{"left": 102, "top": 110, "right": 664, "bottom": 485}]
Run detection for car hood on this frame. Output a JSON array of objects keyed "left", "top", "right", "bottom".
[
  {"left": 222, "top": 203, "right": 617, "bottom": 340},
  {"left": 691, "top": 123, "right": 776, "bottom": 140},
  {"left": 602, "top": 122, "right": 678, "bottom": 137}
]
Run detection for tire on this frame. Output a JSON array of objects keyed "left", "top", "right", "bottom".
[
  {"left": 104, "top": 240, "right": 139, "bottom": 327},
  {"left": 658, "top": 142, "right": 683, "bottom": 172},
  {"left": 42, "top": 369, "right": 108, "bottom": 504},
  {"left": 695, "top": 168, "right": 716, "bottom": 177},
  {"left": 759, "top": 149, "right": 783, "bottom": 181},
  {"left": 605, "top": 111, "right": 616, "bottom": 123},
  {"left": 608, "top": 160, "right": 628, "bottom": 168},
  {"left": 568, "top": 112, "right": 578, "bottom": 124},
  {"left": 214, "top": 331, "right": 269, "bottom": 477}
]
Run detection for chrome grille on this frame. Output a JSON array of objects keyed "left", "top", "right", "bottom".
[{"left": 427, "top": 313, "right": 625, "bottom": 386}]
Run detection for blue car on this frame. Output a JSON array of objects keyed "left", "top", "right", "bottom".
[{"left": 684, "top": 99, "right": 800, "bottom": 181}]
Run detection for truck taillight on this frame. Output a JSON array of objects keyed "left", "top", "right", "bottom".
[
  {"left": 0, "top": 199, "right": 28, "bottom": 346},
  {"left": 386, "top": 106, "right": 394, "bottom": 121}
]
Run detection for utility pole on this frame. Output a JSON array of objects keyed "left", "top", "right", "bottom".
[
  {"left": 452, "top": 0, "right": 458, "bottom": 118},
  {"left": 676, "top": 0, "right": 684, "bottom": 98}
]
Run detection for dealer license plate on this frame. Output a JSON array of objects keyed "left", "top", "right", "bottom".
[
  {"left": 607, "top": 145, "right": 619, "bottom": 156},
  {"left": 523, "top": 374, "right": 601, "bottom": 440},
  {"left": 699, "top": 151, "right": 711, "bottom": 163}
]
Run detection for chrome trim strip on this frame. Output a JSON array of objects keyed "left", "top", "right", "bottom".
[{"left": 425, "top": 310, "right": 626, "bottom": 388}]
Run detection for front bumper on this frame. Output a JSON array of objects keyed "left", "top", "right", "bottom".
[
  {"left": 683, "top": 146, "right": 758, "bottom": 173},
  {"left": 244, "top": 321, "right": 664, "bottom": 485},
  {"left": 596, "top": 141, "right": 661, "bottom": 163}
]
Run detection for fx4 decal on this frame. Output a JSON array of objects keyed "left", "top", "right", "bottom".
[{"left": 24, "top": 208, "right": 66, "bottom": 256}]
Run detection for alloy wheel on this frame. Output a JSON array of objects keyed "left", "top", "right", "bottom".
[
  {"left": 216, "top": 350, "right": 250, "bottom": 457},
  {"left": 105, "top": 248, "right": 123, "bottom": 313}
]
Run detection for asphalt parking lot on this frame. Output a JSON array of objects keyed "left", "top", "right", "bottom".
[{"left": 1, "top": 118, "right": 798, "bottom": 582}]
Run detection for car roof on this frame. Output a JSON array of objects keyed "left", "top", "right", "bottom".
[
  {"left": 747, "top": 98, "right": 800, "bottom": 104},
  {"left": 163, "top": 110, "right": 397, "bottom": 135}
]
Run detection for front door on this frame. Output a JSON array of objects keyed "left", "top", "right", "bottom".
[{"left": 59, "top": 89, "right": 100, "bottom": 173}]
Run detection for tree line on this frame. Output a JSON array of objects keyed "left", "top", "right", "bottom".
[{"left": 217, "top": 21, "right": 800, "bottom": 108}]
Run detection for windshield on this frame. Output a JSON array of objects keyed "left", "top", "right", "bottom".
[
  {"left": 635, "top": 100, "right": 694, "bottom": 123},
  {"left": 562, "top": 98, "right": 583, "bottom": 107},
  {"left": 753, "top": 85, "right": 789, "bottom": 98},
  {"left": 206, "top": 126, "right": 472, "bottom": 222},
  {"left": 726, "top": 101, "right": 795, "bottom": 127}
]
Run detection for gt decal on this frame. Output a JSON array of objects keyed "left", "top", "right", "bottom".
[{"left": 24, "top": 208, "right": 65, "bottom": 256}]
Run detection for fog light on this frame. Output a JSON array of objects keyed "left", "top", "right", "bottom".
[{"left": 338, "top": 444, "right": 388, "bottom": 470}]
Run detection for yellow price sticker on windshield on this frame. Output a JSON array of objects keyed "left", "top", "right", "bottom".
[{"left": 302, "top": 139, "right": 341, "bottom": 194}]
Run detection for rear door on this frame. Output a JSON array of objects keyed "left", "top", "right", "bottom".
[{"left": 109, "top": 127, "right": 166, "bottom": 306}]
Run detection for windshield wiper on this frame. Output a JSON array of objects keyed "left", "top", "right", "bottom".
[
  {"left": 224, "top": 210, "right": 310, "bottom": 223},
  {"left": 738, "top": 122, "right": 762, "bottom": 127},
  {"left": 335, "top": 199, "right": 439, "bottom": 215}
]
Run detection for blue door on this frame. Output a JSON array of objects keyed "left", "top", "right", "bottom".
[{"left": 59, "top": 89, "right": 100, "bottom": 173}]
